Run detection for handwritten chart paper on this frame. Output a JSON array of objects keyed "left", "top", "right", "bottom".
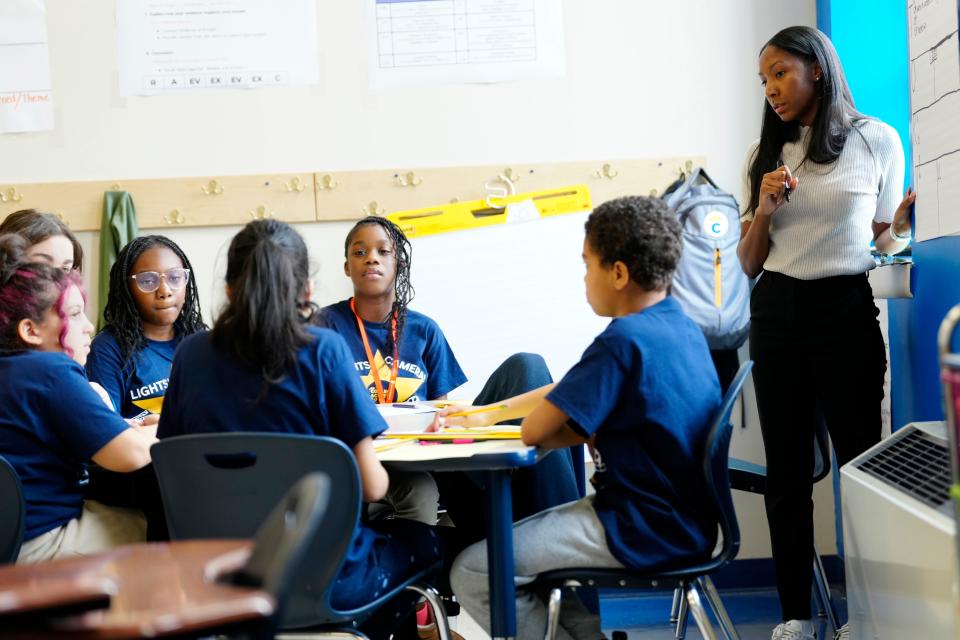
[
  {"left": 908, "top": 0, "right": 960, "bottom": 239},
  {"left": 0, "top": 0, "right": 54, "bottom": 133},
  {"left": 368, "top": 0, "right": 565, "bottom": 88},
  {"left": 116, "top": 0, "right": 319, "bottom": 96}
]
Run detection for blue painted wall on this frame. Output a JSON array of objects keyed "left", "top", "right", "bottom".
[{"left": 824, "top": 0, "right": 960, "bottom": 428}]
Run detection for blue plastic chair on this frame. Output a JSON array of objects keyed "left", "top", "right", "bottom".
[
  {"left": 151, "top": 433, "right": 450, "bottom": 638},
  {"left": 0, "top": 456, "right": 24, "bottom": 564},
  {"left": 218, "top": 472, "right": 332, "bottom": 639},
  {"left": 530, "top": 361, "right": 754, "bottom": 640}
]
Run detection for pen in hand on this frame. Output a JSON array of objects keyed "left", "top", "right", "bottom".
[{"left": 777, "top": 159, "right": 792, "bottom": 202}]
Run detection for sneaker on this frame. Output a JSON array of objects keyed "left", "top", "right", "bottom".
[
  {"left": 772, "top": 619, "right": 817, "bottom": 640},
  {"left": 834, "top": 623, "right": 849, "bottom": 640},
  {"left": 416, "top": 601, "right": 465, "bottom": 640}
]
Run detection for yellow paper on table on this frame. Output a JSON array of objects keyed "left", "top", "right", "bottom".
[
  {"left": 131, "top": 396, "right": 164, "bottom": 414},
  {"left": 381, "top": 426, "right": 522, "bottom": 441}
]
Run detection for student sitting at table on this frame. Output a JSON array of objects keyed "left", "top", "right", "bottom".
[
  {"left": 157, "top": 219, "right": 440, "bottom": 634},
  {"left": 316, "top": 216, "right": 580, "bottom": 530},
  {"left": 86, "top": 235, "right": 206, "bottom": 419},
  {"left": 0, "top": 208, "right": 84, "bottom": 274},
  {"left": 0, "top": 234, "right": 156, "bottom": 564},
  {"left": 443, "top": 196, "right": 723, "bottom": 639}
]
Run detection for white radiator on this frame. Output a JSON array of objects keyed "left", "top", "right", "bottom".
[{"left": 841, "top": 421, "right": 958, "bottom": 640}]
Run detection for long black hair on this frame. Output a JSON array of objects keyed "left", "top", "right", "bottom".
[
  {"left": 102, "top": 235, "right": 206, "bottom": 364},
  {"left": 343, "top": 216, "right": 414, "bottom": 356},
  {"left": 212, "top": 219, "right": 314, "bottom": 384},
  {"left": 746, "top": 26, "right": 865, "bottom": 216}
]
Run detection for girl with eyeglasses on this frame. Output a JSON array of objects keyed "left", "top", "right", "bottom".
[
  {"left": 86, "top": 235, "right": 206, "bottom": 419},
  {"left": 0, "top": 234, "right": 155, "bottom": 563}
]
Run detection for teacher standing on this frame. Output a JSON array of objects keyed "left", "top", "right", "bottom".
[{"left": 737, "top": 26, "right": 914, "bottom": 640}]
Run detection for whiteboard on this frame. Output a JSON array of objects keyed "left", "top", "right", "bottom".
[{"left": 908, "top": 0, "right": 960, "bottom": 240}]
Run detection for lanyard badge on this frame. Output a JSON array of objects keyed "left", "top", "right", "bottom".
[{"left": 350, "top": 297, "right": 400, "bottom": 404}]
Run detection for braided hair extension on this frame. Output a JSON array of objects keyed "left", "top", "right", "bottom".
[
  {"left": 101, "top": 235, "right": 206, "bottom": 365},
  {"left": 343, "top": 216, "right": 415, "bottom": 355}
]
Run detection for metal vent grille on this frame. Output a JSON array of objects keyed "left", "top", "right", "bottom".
[{"left": 856, "top": 429, "right": 951, "bottom": 509}]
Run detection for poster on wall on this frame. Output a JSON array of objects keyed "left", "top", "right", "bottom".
[
  {"left": 907, "top": 0, "right": 960, "bottom": 240},
  {"left": 367, "top": 0, "right": 565, "bottom": 89},
  {"left": 0, "top": 0, "right": 54, "bottom": 134},
  {"left": 116, "top": 0, "right": 320, "bottom": 96}
]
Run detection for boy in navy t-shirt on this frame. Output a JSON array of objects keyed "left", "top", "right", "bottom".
[{"left": 446, "top": 196, "right": 722, "bottom": 639}]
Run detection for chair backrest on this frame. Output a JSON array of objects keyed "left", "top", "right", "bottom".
[
  {"left": 702, "top": 361, "right": 753, "bottom": 571},
  {"left": 151, "top": 433, "right": 361, "bottom": 628},
  {"left": 229, "top": 472, "right": 330, "bottom": 621},
  {"left": 0, "top": 456, "right": 24, "bottom": 563},
  {"left": 812, "top": 409, "right": 832, "bottom": 483}
]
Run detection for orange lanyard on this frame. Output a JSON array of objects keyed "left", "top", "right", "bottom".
[{"left": 350, "top": 297, "right": 399, "bottom": 404}]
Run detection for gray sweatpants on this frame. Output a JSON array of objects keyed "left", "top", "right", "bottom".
[{"left": 450, "top": 495, "right": 624, "bottom": 640}]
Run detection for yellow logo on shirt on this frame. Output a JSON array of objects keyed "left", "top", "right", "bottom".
[{"left": 359, "top": 350, "right": 425, "bottom": 402}]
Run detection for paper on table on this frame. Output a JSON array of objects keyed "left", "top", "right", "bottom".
[{"left": 376, "top": 403, "right": 439, "bottom": 433}]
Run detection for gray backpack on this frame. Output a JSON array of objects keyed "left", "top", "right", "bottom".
[{"left": 662, "top": 168, "right": 750, "bottom": 350}]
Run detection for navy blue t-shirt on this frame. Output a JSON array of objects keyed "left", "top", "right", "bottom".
[
  {"left": 86, "top": 330, "right": 179, "bottom": 418},
  {"left": 0, "top": 350, "right": 130, "bottom": 540},
  {"left": 547, "top": 297, "right": 721, "bottom": 571},
  {"left": 317, "top": 300, "right": 467, "bottom": 402},
  {"left": 158, "top": 326, "right": 390, "bottom": 573}
]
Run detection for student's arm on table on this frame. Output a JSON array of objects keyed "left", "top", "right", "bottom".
[
  {"left": 434, "top": 383, "right": 557, "bottom": 429},
  {"left": 354, "top": 436, "right": 390, "bottom": 502},
  {"left": 521, "top": 400, "right": 589, "bottom": 449},
  {"left": 91, "top": 423, "right": 157, "bottom": 472}
]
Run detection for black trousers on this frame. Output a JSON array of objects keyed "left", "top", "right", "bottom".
[{"left": 749, "top": 271, "right": 886, "bottom": 621}]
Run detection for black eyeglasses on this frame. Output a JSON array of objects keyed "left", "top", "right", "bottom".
[{"left": 130, "top": 268, "right": 190, "bottom": 293}]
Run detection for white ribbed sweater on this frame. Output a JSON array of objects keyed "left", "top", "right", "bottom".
[{"left": 740, "top": 119, "right": 905, "bottom": 280}]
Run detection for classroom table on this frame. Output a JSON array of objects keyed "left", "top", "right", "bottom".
[
  {"left": 378, "top": 439, "right": 549, "bottom": 640},
  {"left": 0, "top": 539, "right": 274, "bottom": 639}
]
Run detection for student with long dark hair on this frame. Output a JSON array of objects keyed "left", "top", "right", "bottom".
[
  {"left": 0, "top": 234, "right": 154, "bottom": 563},
  {"left": 0, "top": 208, "right": 84, "bottom": 273},
  {"left": 738, "top": 26, "right": 913, "bottom": 640},
  {"left": 87, "top": 235, "right": 205, "bottom": 418},
  {"left": 158, "top": 219, "right": 440, "bottom": 632}
]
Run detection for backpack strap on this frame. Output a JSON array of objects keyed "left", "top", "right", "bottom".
[{"left": 662, "top": 166, "right": 720, "bottom": 209}]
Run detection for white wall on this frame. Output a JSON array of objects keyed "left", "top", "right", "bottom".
[{"left": 1, "top": 0, "right": 832, "bottom": 559}]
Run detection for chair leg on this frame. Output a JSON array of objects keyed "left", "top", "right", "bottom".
[
  {"left": 670, "top": 587, "right": 683, "bottom": 622},
  {"left": 404, "top": 583, "right": 452, "bottom": 640},
  {"left": 684, "top": 583, "right": 718, "bottom": 640},
  {"left": 675, "top": 585, "right": 689, "bottom": 640},
  {"left": 544, "top": 587, "right": 563, "bottom": 640},
  {"left": 697, "top": 576, "right": 740, "bottom": 640},
  {"left": 812, "top": 544, "right": 839, "bottom": 633}
]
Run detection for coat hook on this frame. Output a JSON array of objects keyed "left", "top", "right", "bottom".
[
  {"left": 0, "top": 186, "right": 23, "bottom": 203},
  {"left": 484, "top": 172, "right": 517, "bottom": 210},
  {"left": 593, "top": 163, "right": 619, "bottom": 179},
  {"left": 54, "top": 212, "right": 70, "bottom": 226},
  {"left": 285, "top": 176, "right": 306, "bottom": 192},
  {"left": 649, "top": 188, "right": 659, "bottom": 197},
  {"left": 503, "top": 167, "right": 520, "bottom": 183},
  {"left": 164, "top": 209, "right": 186, "bottom": 225},
  {"left": 363, "top": 201, "right": 385, "bottom": 216},
  {"left": 250, "top": 205, "right": 273, "bottom": 220},
  {"left": 110, "top": 183, "right": 122, "bottom": 191},
  {"left": 201, "top": 179, "right": 224, "bottom": 195},
  {"left": 396, "top": 171, "right": 422, "bottom": 187},
  {"left": 316, "top": 174, "right": 339, "bottom": 191}
]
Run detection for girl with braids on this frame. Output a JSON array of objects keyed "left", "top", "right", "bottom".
[
  {"left": 318, "top": 217, "right": 579, "bottom": 575},
  {"left": 0, "top": 208, "right": 84, "bottom": 272},
  {"left": 0, "top": 234, "right": 155, "bottom": 563},
  {"left": 86, "top": 235, "right": 205, "bottom": 419},
  {"left": 738, "top": 27, "right": 914, "bottom": 640},
  {"left": 158, "top": 220, "right": 440, "bottom": 635}
]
